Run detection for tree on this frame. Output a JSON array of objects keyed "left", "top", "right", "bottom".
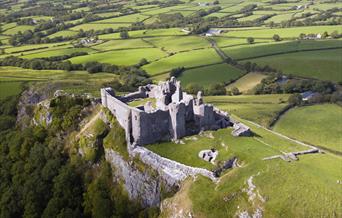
[
  {"left": 120, "top": 31, "right": 129, "bottom": 39},
  {"left": 272, "top": 34, "right": 281, "bottom": 41},
  {"left": 331, "top": 30, "right": 339, "bottom": 39},
  {"left": 169, "top": 67, "right": 185, "bottom": 78},
  {"left": 246, "top": 37, "right": 254, "bottom": 44},
  {"left": 185, "top": 83, "right": 203, "bottom": 95},
  {"left": 288, "top": 93, "right": 302, "bottom": 105},
  {"left": 230, "top": 87, "right": 240, "bottom": 95},
  {"left": 299, "top": 33, "right": 306, "bottom": 40},
  {"left": 207, "top": 83, "right": 226, "bottom": 95},
  {"left": 322, "top": 31, "right": 328, "bottom": 39}
]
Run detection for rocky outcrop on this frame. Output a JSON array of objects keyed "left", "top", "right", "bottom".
[
  {"left": 105, "top": 148, "right": 164, "bottom": 207},
  {"left": 17, "top": 86, "right": 53, "bottom": 128}
]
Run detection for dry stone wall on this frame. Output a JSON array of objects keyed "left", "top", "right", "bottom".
[{"left": 132, "top": 146, "right": 218, "bottom": 185}]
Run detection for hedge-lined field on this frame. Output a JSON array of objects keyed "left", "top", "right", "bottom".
[
  {"left": 273, "top": 104, "right": 342, "bottom": 153},
  {"left": 244, "top": 48, "right": 342, "bottom": 82},
  {"left": 142, "top": 48, "right": 222, "bottom": 75},
  {"left": 179, "top": 63, "right": 244, "bottom": 87}
]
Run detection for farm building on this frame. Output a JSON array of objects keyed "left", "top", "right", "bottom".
[
  {"left": 205, "top": 29, "right": 223, "bottom": 37},
  {"left": 301, "top": 91, "right": 318, "bottom": 101}
]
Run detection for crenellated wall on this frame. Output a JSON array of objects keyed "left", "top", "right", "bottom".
[{"left": 101, "top": 77, "right": 233, "bottom": 147}]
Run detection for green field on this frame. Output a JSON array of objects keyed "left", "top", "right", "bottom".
[
  {"left": 144, "top": 35, "right": 210, "bottom": 52},
  {"left": 0, "top": 67, "right": 117, "bottom": 96},
  {"left": 91, "top": 39, "right": 152, "bottom": 51},
  {"left": 245, "top": 48, "right": 342, "bottom": 82},
  {"left": 273, "top": 104, "right": 342, "bottom": 153},
  {"left": 93, "top": 13, "right": 149, "bottom": 23},
  {"left": 4, "top": 42, "right": 68, "bottom": 54},
  {"left": 2, "top": 25, "right": 35, "bottom": 35},
  {"left": 22, "top": 47, "right": 96, "bottom": 59},
  {"left": 222, "top": 25, "right": 342, "bottom": 39},
  {"left": 226, "top": 72, "right": 268, "bottom": 93},
  {"left": 70, "top": 23, "right": 130, "bottom": 31},
  {"left": 179, "top": 63, "right": 244, "bottom": 87},
  {"left": 69, "top": 48, "right": 167, "bottom": 65},
  {"left": 187, "top": 152, "right": 341, "bottom": 218},
  {"left": 98, "top": 28, "right": 187, "bottom": 40},
  {"left": 143, "top": 48, "right": 222, "bottom": 75},
  {"left": 47, "top": 30, "right": 78, "bottom": 38},
  {"left": 205, "top": 94, "right": 290, "bottom": 126},
  {"left": 0, "top": 81, "right": 23, "bottom": 99},
  {"left": 222, "top": 40, "right": 342, "bottom": 60},
  {"left": 147, "top": 121, "right": 307, "bottom": 170}
]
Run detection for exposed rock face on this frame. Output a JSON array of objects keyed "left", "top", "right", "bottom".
[
  {"left": 17, "top": 86, "right": 53, "bottom": 128},
  {"left": 105, "top": 149, "right": 162, "bottom": 207}
]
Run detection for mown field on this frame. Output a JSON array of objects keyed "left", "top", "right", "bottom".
[
  {"left": 243, "top": 48, "right": 342, "bottom": 82},
  {"left": 142, "top": 48, "right": 222, "bottom": 75},
  {"left": 178, "top": 63, "right": 244, "bottom": 87},
  {"left": 222, "top": 40, "right": 342, "bottom": 61},
  {"left": 222, "top": 25, "right": 342, "bottom": 39},
  {"left": 273, "top": 104, "right": 342, "bottom": 153},
  {"left": 226, "top": 72, "right": 267, "bottom": 93}
]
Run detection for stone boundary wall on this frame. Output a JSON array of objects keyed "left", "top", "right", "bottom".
[{"left": 132, "top": 146, "right": 218, "bottom": 184}]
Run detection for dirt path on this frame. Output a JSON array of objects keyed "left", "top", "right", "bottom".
[{"left": 76, "top": 111, "right": 101, "bottom": 139}]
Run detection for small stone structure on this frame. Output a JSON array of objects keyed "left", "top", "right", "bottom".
[
  {"left": 232, "top": 122, "right": 251, "bottom": 137},
  {"left": 101, "top": 77, "right": 235, "bottom": 147},
  {"left": 198, "top": 149, "right": 218, "bottom": 163}
]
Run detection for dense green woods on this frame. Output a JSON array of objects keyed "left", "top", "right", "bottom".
[{"left": 0, "top": 95, "right": 153, "bottom": 218}]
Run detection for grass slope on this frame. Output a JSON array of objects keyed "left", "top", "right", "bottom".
[
  {"left": 69, "top": 48, "right": 166, "bottom": 66},
  {"left": 205, "top": 94, "right": 290, "bottom": 126},
  {"left": 179, "top": 63, "right": 244, "bottom": 87},
  {"left": 273, "top": 104, "right": 342, "bottom": 153},
  {"left": 243, "top": 48, "right": 342, "bottom": 82},
  {"left": 143, "top": 48, "right": 222, "bottom": 75}
]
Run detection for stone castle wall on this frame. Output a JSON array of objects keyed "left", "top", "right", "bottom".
[{"left": 101, "top": 78, "right": 232, "bottom": 146}]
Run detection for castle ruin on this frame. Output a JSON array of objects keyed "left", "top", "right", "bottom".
[{"left": 101, "top": 77, "right": 249, "bottom": 147}]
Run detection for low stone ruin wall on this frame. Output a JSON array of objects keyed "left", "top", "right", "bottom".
[{"left": 131, "top": 146, "right": 217, "bottom": 185}]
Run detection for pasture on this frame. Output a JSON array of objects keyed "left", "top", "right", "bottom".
[
  {"left": 0, "top": 81, "right": 23, "bottom": 99},
  {"left": 143, "top": 48, "right": 222, "bottom": 75},
  {"left": 0, "top": 66, "right": 117, "bottom": 97},
  {"left": 178, "top": 63, "right": 244, "bottom": 87},
  {"left": 205, "top": 94, "right": 290, "bottom": 126},
  {"left": 92, "top": 39, "right": 152, "bottom": 51},
  {"left": 222, "top": 25, "right": 342, "bottom": 39},
  {"left": 223, "top": 40, "right": 342, "bottom": 60},
  {"left": 69, "top": 48, "right": 167, "bottom": 66},
  {"left": 273, "top": 104, "right": 342, "bottom": 153},
  {"left": 244, "top": 48, "right": 342, "bottom": 82},
  {"left": 226, "top": 72, "right": 268, "bottom": 93},
  {"left": 144, "top": 35, "right": 210, "bottom": 53},
  {"left": 2, "top": 25, "right": 35, "bottom": 35},
  {"left": 22, "top": 47, "right": 96, "bottom": 59}
]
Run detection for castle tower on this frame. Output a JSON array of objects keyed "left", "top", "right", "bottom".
[
  {"left": 169, "top": 102, "right": 186, "bottom": 139},
  {"left": 171, "top": 81, "right": 183, "bottom": 103}
]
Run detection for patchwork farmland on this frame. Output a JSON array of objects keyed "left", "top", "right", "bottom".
[{"left": 0, "top": 0, "right": 341, "bottom": 217}]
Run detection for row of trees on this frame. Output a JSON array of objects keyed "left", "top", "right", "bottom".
[
  {"left": 254, "top": 73, "right": 336, "bottom": 95},
  {"left": 0, "top": 56, "right": 152, "bottom": 91}
]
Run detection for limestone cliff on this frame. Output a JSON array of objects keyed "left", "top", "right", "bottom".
[{"left": 105, "top": 149, "right": 164, "bottom": 207}]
